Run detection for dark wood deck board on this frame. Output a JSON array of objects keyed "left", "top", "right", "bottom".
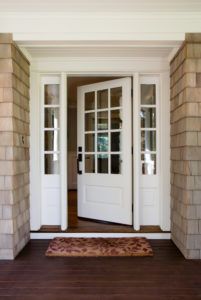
[{"left": 0, "top": 240, "right": 201, "bottom": 299}]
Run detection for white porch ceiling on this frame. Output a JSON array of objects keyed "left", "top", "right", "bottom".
[
  {"left": 2, "top": 0, "right": 198, "bottom": 60},
  {"left": 20, "top": 41, "right": 181, "bottom": 61},
  {"left": 0, "top": 0, "right": 201, "bottom": 13}
]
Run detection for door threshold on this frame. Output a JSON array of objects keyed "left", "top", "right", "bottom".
[
  {"left": 37, "top": 224, "right": 166, "bottom": 234},
  {"left": 31, "top": 232, "right": 171, "bottom": 239}
]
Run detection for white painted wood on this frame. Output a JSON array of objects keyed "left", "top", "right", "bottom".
[
  {"left": 31, "top": 58, "right": 169, "bottom": 74},
  {"left": 159, "top": 72, "right": 170, "bottom": 231},
  {"left": 139, "top": 76, "right": 160, "bottom": 225},
  {"left": 19, "top": 45, "right": 179, "bottom": 59},
  {"left": 30, "top": 71, "right": 41, "bottom": 230},
  {"left": 60, "top": 73, "right": 67, "bottom": 230},
  {"left": 30, "top": 232, "right": 171, "bottom": 239},
  {"left": 29, "top": 57, "right": 171, "bottom": 232},
  {"left": 1, "top": 11, "right": 201, "bottom": 42},
  {"left": 41, "top": 76, "right": 61, "bottom": 225},
  {"left": 1, "top": 1, "right": 201, "bottom": 13},
  {"left": 133, "top": 73, "right": 140, "bottom": 230},
  {"left": 77, "top": 78, "right": 132, "bottom": 225},
  {"left": 68, "top": 151, "right": 77, "bottom": 189},
  {"left": 18, "top": 41, "right": 181, "bottom": 65}
]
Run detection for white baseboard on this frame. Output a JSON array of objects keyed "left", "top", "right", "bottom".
[{"left": 31, "top": 232, "right": 171, "bottom": 239}]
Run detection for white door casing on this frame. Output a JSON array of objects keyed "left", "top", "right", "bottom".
[
  {"left": 30, "top": 68, "right": 170, "bottom": 232},
  {"left": 77, "top": 78, "right": 132, "bottom": 225}
]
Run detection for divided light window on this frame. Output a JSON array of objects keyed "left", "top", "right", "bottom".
[
  {"left": 84, "top": 87, "right": 123, "bottom": 175},
  {"left": 44, "top": 84, "right": 60, "bottom": 174},
  {"left": 140, "top": 84, "right": 157, "bottom": 175}
]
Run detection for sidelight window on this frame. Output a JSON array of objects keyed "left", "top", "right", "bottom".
[{"left": 140, "top": 84, "right": 157, "bottom": 175}]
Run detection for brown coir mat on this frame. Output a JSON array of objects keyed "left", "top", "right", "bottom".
[{"left": 45, "top": 237, "right": 153, "bottom": 257}]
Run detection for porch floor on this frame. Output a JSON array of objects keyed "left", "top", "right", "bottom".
[{"left": 0, "top": 240, "right": 201, "bottom": 299}]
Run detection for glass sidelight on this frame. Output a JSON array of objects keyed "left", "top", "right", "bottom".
[
  {"left": 44, "top": 84, "right": 60, "bottom": 174},
  {"left": 83, "top": 86, "right": 123, "bottom": 175},
  {"left": 140, "top": 84, "right": 157, "bottom": 175}
]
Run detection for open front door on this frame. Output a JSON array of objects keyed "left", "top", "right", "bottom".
[{"left": 77, "top": 78, "right": 132, "bottom": 225}]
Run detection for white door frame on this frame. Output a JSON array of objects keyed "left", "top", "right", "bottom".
[
  {"left": 30, "top": 70, "right": 170, "bottom": 232},
  {"left": 60, "top": 73, "right": 67, "bottom": 230}
]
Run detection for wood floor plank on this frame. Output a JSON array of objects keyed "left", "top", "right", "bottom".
[{"left": 0, "top": 240, "right": 201, "bottom": 300}]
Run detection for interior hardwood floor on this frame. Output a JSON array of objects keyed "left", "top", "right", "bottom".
[
  {"left": 0, "top": 240, "right": 201, "bottom": 300},
  {"left": 39, "top": 190, "right": 166, "bottom": 233}
]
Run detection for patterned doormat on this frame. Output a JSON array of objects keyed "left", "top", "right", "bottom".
[{"left": 45, "top": 237, "right": 153, "bottom": 257}]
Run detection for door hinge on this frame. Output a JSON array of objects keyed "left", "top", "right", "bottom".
[
  {"left": 131, "top": 146, "right": 133, "bottom": 155},
  {"left": 132, "top": 203, "right": 134, "bottom": 212},
  {"left": 131, "top": 88, "right": 133, "bottom": 98}
]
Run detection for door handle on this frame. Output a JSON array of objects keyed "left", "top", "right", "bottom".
[{"left": 77, "top": 153, "right": 82, "bottom": 175}]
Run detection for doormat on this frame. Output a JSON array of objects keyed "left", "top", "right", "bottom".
[{"left": 45, "top": 237, "right": 153, "bottom": 257}]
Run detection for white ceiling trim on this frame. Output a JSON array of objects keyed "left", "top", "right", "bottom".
[
  {"left": 0, "top": 0, "right": 201, "bottom": 13},
  {"left": 0, "top": 11, "right": 199, "bottom": 42}
]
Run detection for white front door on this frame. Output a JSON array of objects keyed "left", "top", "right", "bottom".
[{"left": 77, "top": 78, "right": 132, "bottom": 225}]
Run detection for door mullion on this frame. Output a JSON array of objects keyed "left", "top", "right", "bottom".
[
  {"left": 108, "top": 88, "right": 111, "bottom": 175},
  {"left": 95, "top": 90, "right": 97, "bottom": 174}
]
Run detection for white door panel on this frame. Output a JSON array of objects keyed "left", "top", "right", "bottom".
[
  {"left": 41, "top": 77, "right": 61, "bottom": 226},
  {"left": 77, "top": 78, "right": 132, "bottom": 225},
  {"left": 139, "top": 76, "right": 160, "bottom": 225}
]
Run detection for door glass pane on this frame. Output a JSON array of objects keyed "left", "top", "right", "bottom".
[
  {"left": 45, "top": 153, "right": 59, "bottom": 174},
  {"left": 85, "top": 92, "right": 95, "bottom": 111},
  {"left": 45, "top": 84, "right": 59, "bottom": 105},
  {"left": 97, "top": 89, "right": 108, "bottom": 109},
  {"left": 111, "top": 109, "right": 122, "bottom": 129},
  {"left": 85, "top": 133, "right": 95, "bottom": 152},
  {"left": 141, "top": 84, "right": 156, "bottom": 105},
  {"left": 111, "top": 154, "right": 121, "bottom": 174},
  {"left": 141, "top": 131, "right": 156, "bottom": 152},
  {"left": 97, "top": 133, "right": 108, "bottom": 152},
  {"left": 111, "top": 87, "right": 122, "bottom": 107},
  {"left": 85, "top": 112, "right": 95, "bottom": 131},
  {"left": 85, "top": 154, "right": 95, "bottom": 173},
  {"left": 141, "top": 153, "right": 156, "bottom": 175},
  {"left": 45, "top": 130, "right": 59, "bottom": 151},
  {"left": 111, "top": 132, "right": 121, "bottom": 152},
  {"left": 140, "top": 107, "right": 156, "bottom": 128},
  {"left": 97, "top": 154, "right": 108, "bottom": 173},
  {"left": 97, "top": 111, "right": 108, "bottom": 130},
  {"left": 45, "top": 107, "right": 59, "bottom": 128}
]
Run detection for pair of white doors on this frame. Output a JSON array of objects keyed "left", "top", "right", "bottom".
[{"left": 77, "top": 78, "right": 132, "bottom": 225}]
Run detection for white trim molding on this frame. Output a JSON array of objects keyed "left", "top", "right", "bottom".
[
  {"left": 1, "top": 11, "right": 201, "bottom": 42},
  {"left": 31, "top": 232, "right": 171, "bottom": 239},
  {"left": 133, "top": 73, "right": 140, "bottom": 230},
  {"left": 60, "top": 73, "right": 67, "bottom": 230},
  {"left": 30, "top": 71, "right": 41, "bottom": 230}
]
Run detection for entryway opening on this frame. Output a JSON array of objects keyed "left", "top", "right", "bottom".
[
  {"left": 37, "top": 71, "right": 170, "bottom": 234},
  {"left": 67, "top": 76, "right": 132, "bottom": 232},
  {"left": 66, "top": 75, "right": 161, "bottom": 233}
]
